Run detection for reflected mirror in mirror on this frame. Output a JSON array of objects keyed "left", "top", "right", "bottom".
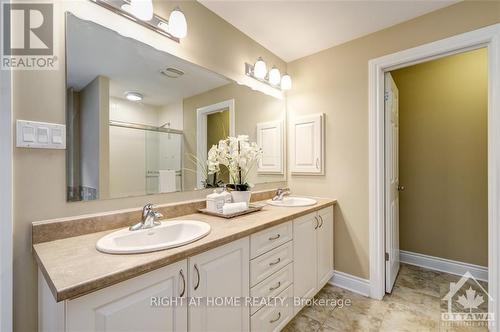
[{"left": 66, "top": 13, "right": 285, "bottom": 202}]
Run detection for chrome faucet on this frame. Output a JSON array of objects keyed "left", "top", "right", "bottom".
[
  {"left": 272, "top": 188, "right": 291, "bottom": 201},
  {"left": 129, "top": 203, "right": 163, "bottom": 231}
]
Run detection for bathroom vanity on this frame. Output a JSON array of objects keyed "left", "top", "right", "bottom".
[{"left": 34, "top": 194, "right": 335, "bottom": 332}]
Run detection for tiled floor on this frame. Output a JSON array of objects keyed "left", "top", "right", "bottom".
[{"left": 284, "top": 264, "right": 489, "bottom": 331}]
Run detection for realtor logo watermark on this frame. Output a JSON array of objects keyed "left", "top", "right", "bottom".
[
  {"left": 1, "top": 2, "right": 58, "bottom": 70},
  {"left": 441, "top": 271, "right": 494, "bottom": 328}
]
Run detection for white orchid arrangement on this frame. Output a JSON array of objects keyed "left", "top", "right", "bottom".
[{"left": 207, "top": 135, "right": 263, "bottom": 191}]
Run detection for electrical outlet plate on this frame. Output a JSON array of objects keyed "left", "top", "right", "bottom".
[{"left": 16, "top": 120, "right": 66, "bottom": 149}]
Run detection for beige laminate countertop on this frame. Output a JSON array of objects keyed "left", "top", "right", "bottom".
[{"left": 33, "top": 198, "right": 336, "bottom": 302}]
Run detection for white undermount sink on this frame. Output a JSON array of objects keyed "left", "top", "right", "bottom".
[
  {"left": 96, "top": 220, "right": 211, "bottom": 254},
  {"left": 266, "top": 197, "right": 317, "bottom": 207}
]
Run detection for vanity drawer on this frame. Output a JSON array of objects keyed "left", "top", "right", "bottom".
[
  {"left": 250, "top": 221, "right": 292, "bottom": 258},
  {"left": 251, "top": 241, "right": 293, "bottom": 287},
  {"left": 250, "top": 285, "right": 293, "bottom": 332},
  {"left": 250, "top": 263, "right": 293, "bottom": 315}
]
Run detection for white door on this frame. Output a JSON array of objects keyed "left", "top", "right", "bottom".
[
  {"left": 293, "top": 212, "right": 318, "bottom": 314},
  {"left": 66, "top": 260, "right": 188, "bottom": 332},
  {"left": 317, "top": 207, "right": 334, "bottom": 288},
  {"left": 188, "top": 237, "right": 250, "bottom": 332},
  {"left": 385, "top": 72, "right": 400, "bottom": 293}
]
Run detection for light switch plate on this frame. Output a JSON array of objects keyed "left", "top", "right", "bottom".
[{"left": 16, "top": 120, "right": 66, "bottom": 149}]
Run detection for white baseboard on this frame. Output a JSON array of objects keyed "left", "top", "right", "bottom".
[
  {"left": 329, "top": 270, "right": 370, "bottom": 297},
  {"left": 400, "top": 250, "right": 488, "bottom": 282}
]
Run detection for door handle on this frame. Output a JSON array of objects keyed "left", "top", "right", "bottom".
[
  {"left": 397, "top": 185, "right": 405, "bottom": 192},
  {"left": 316, "top": 158, "right": 320, "bottom": 169},
  {"left": 179, "top": 269, "right": 186, "bottom": 297},
  {"left": 194, "top": 264, "right": 200, "bottom": 290},
  {"left": 318, "top": 215, "right": 324, "bottom": 228},
  {"left": 314, "top": 216, "right": 319, "bottom": 229}
]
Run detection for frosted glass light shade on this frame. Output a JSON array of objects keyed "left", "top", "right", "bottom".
[
  {"left": 269, "top": 67, "right": 281, "bottom": 86},
  {"left": 281, "top": 74, "right": 292, "bottom": 90},
  {"left": 254, "top": 58, "right": 267, "bottom": 79},
  {"left": 169, "top": 8, "right": 187, "bottom": 39},
  {"left": 122, "top": 0, "right": 153, "bottom": 21}
]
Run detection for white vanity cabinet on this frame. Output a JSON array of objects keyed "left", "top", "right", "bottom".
[
  {"left": 65, "top": 260, "right": 188, "bottom": 332},
  {"left": 293, "top": 206, "right": 334, "bottom": 313},
  {"left": 188, "top": 237, "right": 250, "bottom": 332}
]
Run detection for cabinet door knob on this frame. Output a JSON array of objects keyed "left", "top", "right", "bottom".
[
  {"left": 397, "top": 185, "right": 405, "bottom": 192},
  {"left": 269, "top": 312, "right": 282, "bottom": 323},
  {"left": 316, "top": 158, "right": 320, "bottom": 169},
  {"left": 194, "top": 264, "right": 200, "bottom": 290},
  {"left": 269, "top": 281, "right": 281, "bottom": 291},
  {"left": 318, "top": 215, "right": 324, "bottom": 228},
  {"left": 179, "top": 269, "right": 186, "bottom": 297},
  {"left": 268, "top": 234, "right": 280, "bottom": 241},
  {"left": 269, "top": 258, "right": 281, "bottom": 266}
]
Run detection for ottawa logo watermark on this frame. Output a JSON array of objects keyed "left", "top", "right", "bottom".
[
  {"left": 1, "top": 2, "right": 58, "bottom": 70},
  {"left": 441, "top": 271, "right": 494, "bottom": 328}
]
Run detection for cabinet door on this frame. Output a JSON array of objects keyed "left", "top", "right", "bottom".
[
  {"left": 66, "top": 260, "right": 188, "bottom": 332},
  {"left": 290, "top": 114, "right": 324, "bottom": 174},
  {"left": 188, "top": 237, "right": 250, "bottom": 332},
  {"left": 293, "top": 212, "right": 317, "bottom": 314},
  {"left": 317, "top": 207, "right": 334, "bottom": 288},
  {"left": 257, "top": 120, "right": 284, "bottom": 174}
]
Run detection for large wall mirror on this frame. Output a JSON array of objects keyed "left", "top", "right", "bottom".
[{"left": 65, "top": 13, "right": 286, "bottom": 202}]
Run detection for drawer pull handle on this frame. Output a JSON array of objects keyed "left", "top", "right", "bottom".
[
  {"left": 269, "top": 258, "right": 281, "bottom": 266},
  {"left": 194, "top": 264, "right": 200, "bottom": 290},
  {"left": 269, "top": 234, "right": 281, "bottom": 241},
  {"left": 318, "top": 215, "right": 324, "bottom": 228},
  {"left": 179, "top": 269, "right": 186, "bottom": 297},
  {"left": 314, "top": 216, "right": 319, "bottom": 230},
  {"left": 270, "top": 312, "right": 281, "bottom": 323},
  {"left": 269, "top": 281, "right": 281, "bottom": 291}
]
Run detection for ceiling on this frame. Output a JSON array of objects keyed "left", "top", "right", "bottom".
[
  {"left": 199, "top": 0, "right": 458, "bottom": 62},
  {"left": 66, "top": 14, "right": 229, "bottom": 107}
]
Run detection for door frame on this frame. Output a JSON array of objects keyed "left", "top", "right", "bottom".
[
  {"left": 195, "top": 99, "right": 235, "bottom": 188},
  {"left": 0, "top": 26, "right": 13, "bottom": 332},
  {"left": 368, "top": 23, "right": 500, "bottom": 323}
]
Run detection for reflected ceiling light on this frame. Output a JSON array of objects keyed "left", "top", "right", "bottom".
[
  {"left": 168, "top": 7, "right": 187, "bottom": 39},
  {"left": 253, "top": 57, "right": 267, "bottom": 80},
  {"left": 280, "top": 74, "right": 292, "bottom": 91},
  {"left": 124, "top": 91, "right": 143, "bottom": 102},
  {"left": 121, "top": 0, "right": 153, "bottom": 21},
  {"left": 269, "top": 66, "right": 281, "bottom": 86}
]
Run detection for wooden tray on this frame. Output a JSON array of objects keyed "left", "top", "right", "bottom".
[{"left": 197, "top": 204, "right": 265, "bottom": 219}]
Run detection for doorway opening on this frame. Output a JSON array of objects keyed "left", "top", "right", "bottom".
[
  {"left": 196, "top": 99, "right": 235, "bottom": 189},
  {"left": 385, "top": 48, "right": 488, "bottom": 295},
  {"left": 369, "top": 24, "right": 500, "bottom": 328}
]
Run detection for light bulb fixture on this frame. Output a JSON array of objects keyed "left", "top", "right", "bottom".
[
  {"left": 253, "top": 57, "right": 267, "bottom": 80},
  {"left": 269, "top": 66, "right": 281, "bottom": 86},
  {"left": 121, "top": 0, "right": 153, "bottom": 21},
  {"left": 245, "top": 60, "right": 291, "bottom": 91},
  {"left": 91, "top": 0, "right": 187, "bottom": 43},
  {"left": 280, "top": 74, "right": 292, "bottom": 91},
  {"left": 124, "top": 91, "right": 143, "bottom": 102},
  {"left": 168, "top": 7, "right": 187, "bottom": 39}
]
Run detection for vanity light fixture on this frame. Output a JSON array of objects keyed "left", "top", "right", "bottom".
[
  {"left": 168, "top": 7, "right": 188, "bottom": 39},
  {"left": 121, "top": 0, "right": 153, "bottom": 21},
  {"left": 280, "top": 74, "right": 292, "bottom": 91},
  {"left": 245, "top": 58, "right": 292, "bottom": 91},
  {"left": 268, "top": 66, "right": 281, "bottom": 86},
  {"left": 253, "top": 57, "right": 267, "bottom": 80},
  {"left": 124, "top": 91, "right": 143, "bottom": 102},
  {"left": 91, "top": 0, "right": 188, "bottom": 43}
]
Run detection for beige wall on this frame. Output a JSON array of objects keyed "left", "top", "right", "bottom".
[
  {"left": 11, "top": 1, "right": 285, "bottom": 331},
  {"left": 391, "top": 48, "right": 488, "bottom": 266},
  {"left": 183, "top": 82, "right": 286, "bottom": 190},
  {"left": 287, "top": 1, "right": 500, "bottom": 279}
]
